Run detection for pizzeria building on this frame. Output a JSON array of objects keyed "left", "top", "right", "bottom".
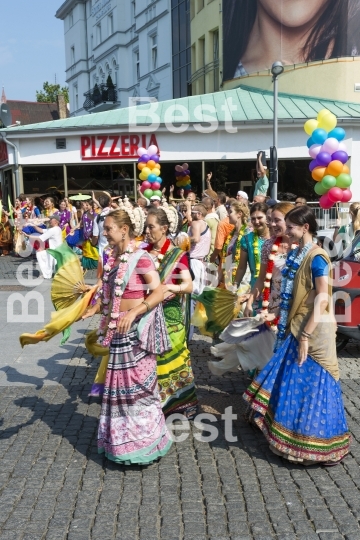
[{"left": 1, "top": 85, "right": 360, "bottom": 204}]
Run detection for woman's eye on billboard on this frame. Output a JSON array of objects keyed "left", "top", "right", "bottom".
[{"left": 223, "top": 0, "right": 360, "bottom": 81}]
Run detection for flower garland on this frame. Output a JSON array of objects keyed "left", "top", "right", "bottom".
[
  {"left": 274, "top": 241, "right": 314, "bottom": 351},
  {"left": 144, "top": 238, "right": 171, "bottom": 269},
  {"left": 252, "top": 232, "right": 261, "bottom": 278},
  {"left": 222, "top": 223, "right": 248, "bottom": 287},
  {"left": 97, "top": 240, "right": 135, "bottom": 347},
  {"left": 261, "top": 237, "right": 282, "bottom": 327}
]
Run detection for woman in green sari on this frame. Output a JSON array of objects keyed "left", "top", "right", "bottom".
[{"left": 144, "top": 205, "right": 198, "bottom": 419}]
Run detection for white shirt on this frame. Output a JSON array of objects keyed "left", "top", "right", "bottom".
[
  {"left": 39, "top": 226, "right": 63, "bottom": 249},
  {"left": 92, "top": 207, "right": 111, "bottom": 257}
]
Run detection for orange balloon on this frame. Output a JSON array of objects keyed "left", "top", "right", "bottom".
[
  {"left": 147, "top": 160, "right": 156, "bottom": 169},
  {"left": 153, "top": 163, "right": 161, "bottom": 169},
  {"left": 312, "top": 167, "right": 326, "bottom": 181},
  {"left": 343, "top": 164, "right": 350, "bottom": 174},
  {"left": 326, "top": 160, "right": 344, "bottom": 177},
  {"left": 137, "top": 162, "right": 146, "bottom": 170}
]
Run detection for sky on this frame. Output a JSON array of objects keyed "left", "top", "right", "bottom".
[{"left": 0, "top": 0, "right": 66, "bottom": 102}]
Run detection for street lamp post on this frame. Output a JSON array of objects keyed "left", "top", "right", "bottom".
[{"left": 270, "top": 61, "right": 284, "bottom": 200}]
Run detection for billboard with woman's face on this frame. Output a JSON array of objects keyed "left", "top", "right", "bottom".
[{"left": 223, "top": 0, "right": 360, "bottom": 81}]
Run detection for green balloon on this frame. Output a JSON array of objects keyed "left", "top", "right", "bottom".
[
  {"left": 314, "top": 182, "right": 328, "bottom": 196},
  {"left": 152, "top": 190, "right": 163, "bottom": 198},
  {"left": 321, "top": 175, "right": 336, "bottom": 190},
  {"left": 336, "top": 173, "right": 352, "bottom": 188},
  {"left": 143, "top": 189, "right": 153, "bottom": 199}
]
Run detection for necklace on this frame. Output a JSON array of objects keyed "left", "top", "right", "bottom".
[
  {"left": 252, "top": 232, "right": 261, "bottom": 278},
  {"left": 274, "top": 241, "right": 314, "bottom": 350},
  {"left": 144, "top": 238, "right": 171, "bottom": 268},
  {"left": 97, "top": 240, "right": 135, "bottom": 347},
  {"left": 222, "top": 223, "right": 248, "bottom": 287}
]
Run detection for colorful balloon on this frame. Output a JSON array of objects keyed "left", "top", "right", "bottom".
[
  {"left": 304, "top": 119, "right": 319, "bottom": 135},
  {"left": 142, "top": 181, "right": 151, "bottom": 190},
  {"left": 309, "top": 144, "right": 322, "bottom": 159},
  {"left": 328, "top": 187, "right": 344, "bottom": 203},
  {"left": 326, "top": 160, "right": 344, "bottom": 177},
  {"left": 338, "top": 142, "right": 347, "bottom": 152},
  {"left": 319, "top": 194, "right": 334, "bottom": 209},
  {"left": 147, "top": 174, "right": 157, "bottom": 183},
  {"left": 147, "top": 160, "right": 156, "bottom": 169},
  {"left": 147, "top": 145, "right": 158, "bottom": 155},
  {"left": 312, "top": 167, "right": 326, "bottom": 182},
  {"left": 139, "top": 154, "right": 150, "bottom": 163},
  {"left": 152, "top": 190, "right": 162, "bottom": 198},
  {"left": 312, "top": 129, "right": 328, "bottom": 145},
  {"left": 322, "top": 138, "right": 339, "bottom": 155},
  {"left": 335, "top": 173, "right": 352, "bottom": 188},
  {"left": 341, "top": 189, "right": 352, "bottom": 202},
  {"left": 139, "top": 172, "right": 147, "bottom": 181},
  {"left": 343, "top": 164, "right": 350, "bottom": 174},
  {"left": 156, "top": 177, "right": 162, "bottom": 184},
  {"left": 331, "top": 150, "right": 348, "bottom": 164},
  {"left": 317, "top": 109, "right": 330, "bottom": 121},
  {"left": 141, "top": 167, "right": 151, "bottom": 177},
  {"left": 321, "top": 175, "right": 337, "bottom": 190},
  {"left": 143, "top": 189, "right": 154, "bottom": 199},
  {"left": 314, "top": 182, "right": 329, "bottom": 196},
  {"left": 153, "top": 163, "right": 161, "bottom": 169},
  {"left": 137, "top": 147, "right": 147, "bottom": 157},
  {"left": 307, "top": 137, "right": 315, "bottom": 148},
  {"left": 152, "top": 168, "right": 160, "bottom": 177},
  {"left": 151, "top": 154, "right": 160, "bottom": 163},
  {"left": 309, "top": 160, "right": 318, "bottom": 172},
  {"left": 316, "top": 152, "right": 332, "bottom": 167},
  {"left": 328, "top": 127, "right": 346, "bottom": 141},
  {"left": 318, "top": 112, "right": 337, "bottom": 132},
  {"left": 152, "top": 182, "right": 161, "bottom": 191},
  {"left": 137, "top": 162, "right": 146, "bottom": 170}
]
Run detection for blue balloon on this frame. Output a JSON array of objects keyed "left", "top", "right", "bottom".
[
  {"left": 328, "top": 127, "right": 346, "bottom": 142},
  {"left": 312, "top": 129, "right": 328, "bottom": 145},
  {"left": 307, "top": 137, "right": 315, "bottom": 148},
  {"left": 147, "top": 174, "right": 157, "bottom": 183},
  {"left": 156, "top": 177, "right": 162, "bottom": 184}
]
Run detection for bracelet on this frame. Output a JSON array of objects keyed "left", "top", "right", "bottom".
[
  {"left": 302, "top": 330, "right": 311, "bottom": 338},
  {"left": 142, "top": 300, "right": 150, "bottom": 312}
]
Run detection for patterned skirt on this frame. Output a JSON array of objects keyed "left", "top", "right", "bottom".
[
  {"left": 243, "top": 334, "right": 350, "bottom": 463},
  {"left": 98, "top": 326, "right": 172, "bottom": 465},
  {"left": 157, "top": 298, "right": 198, "bottom": 419}
]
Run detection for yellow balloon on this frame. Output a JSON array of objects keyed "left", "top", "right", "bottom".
[
  {"left": 139, "top": 172, "right": 147, "bottom": 181},
  {"left": 152, "top": 168, "right": 160, "bottom": 177},
  {"left": 317, "top": 109, "right": 330, "bottom": 122},
  {"left": 142, "top": 167, "right": 151, "bottom": 177},
  {"left": 318, "top": 112, "right": 337, "bottom": 133},
  {"left": 304, "top": 119, "right": 319, "bottom": 136}
]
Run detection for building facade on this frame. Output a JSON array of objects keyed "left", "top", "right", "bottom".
[{"left": 55, "top": 0, "right": 175, "bottom": 116}]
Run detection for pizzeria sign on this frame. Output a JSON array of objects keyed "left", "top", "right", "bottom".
[{"left": 81, "top": 133, "right": 159, "bottom": 161}]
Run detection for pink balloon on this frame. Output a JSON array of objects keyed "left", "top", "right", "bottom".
[
  {"left": 328, "top": 187, "right": 344, "bottom": 202},
  {"left": 137, "top": 147, "right": 147, "bottom": 157},
  {"left": 139, "top": 184, "right": 146, "bottom": 193},
  {"left": 142, "top": 181, "right": 151, "bottom": 190},
  {"left": 151, "top": 181, "right": 161, "bottom": 191},
  {"left": 182, "top": 163, "right": 189, "bottom": 170},
  {"left": 147, "top": 145, "right": 158, "bottom": 155},
  {"left": 341, "top": 188, "right": 352, "bottom": 202},
  {"left": 309, "top": 144, "right": 322, "bottom": 159},
  {"left": 175, "top": 165, "right": 183, "bottom": 172},
  {"left": 321, "top": 137, "right": 339, "bottom": 155},
  {"left": 338, "top": 142, "right": 347, "bottom": 152},
  {"left": 319, "top": 194, "right": 334, "bottom": 209}
]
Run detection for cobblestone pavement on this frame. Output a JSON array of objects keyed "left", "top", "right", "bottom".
[{"left": 1, "top": 256, "right": 360, "bottom": 539}]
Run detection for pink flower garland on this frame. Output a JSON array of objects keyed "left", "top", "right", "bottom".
[{"left": 97, "top": 240, "right": 135, "bottom": 347}]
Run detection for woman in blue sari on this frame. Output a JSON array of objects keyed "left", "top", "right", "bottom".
[{"left": 244, "top": 205, "right": 350, "bottom": 466}]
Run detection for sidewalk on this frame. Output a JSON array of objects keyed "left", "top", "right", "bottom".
[{"left": 1, "top": 255, "right": 360, "bottom": 540}]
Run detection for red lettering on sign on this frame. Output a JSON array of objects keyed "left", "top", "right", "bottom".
[
  {"left": 81, "top": 136, "right": 91, "bottom": 157},
  {"left": 109, "top": 136, "right": 120, "bottom": 156},
  {"left": 130, "top": 135, "right": 140, "bottom": 156},
  {"left": 80, "top": 134, "right": 159, "bottom": 160},
  {"left": 121, "top": 135, "right": 130, "bottom": 156},
  {"left": 97, "top": 135, "right": 109, "bottom": 157}
]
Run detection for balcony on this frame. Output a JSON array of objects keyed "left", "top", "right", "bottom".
[{"left": 83, "top": 83, "right": 120, "bottom": 113}]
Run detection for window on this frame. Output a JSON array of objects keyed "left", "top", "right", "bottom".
[
  {"left": 91, "top": 34, "right": 94, "bottom": 52},
  {"left": 197, "top": 0, "right": 204, "bottom": 12},
  {"left": 108, "top": 13, "right": 114, "bottom": 36},
  {"left": 74, "top": 85, "right": 78, "bottom": 110},
  {"left": 151, "top": 35, "right": 157, "bottom": 70},
  {"left": 96, "top": 23, "right": 102, "bottom": 45},
  {"left": 69, "top": 10, "right": 73, "bottom": 27},
  {"left": 112, "top": 60, "right": 118, "bottom": 86},
  {"left": 132, "top": 0, "right": 136, "bottom": 19},
  {"left": 71, "top": 46, "right": 75, "bottom": 65},
  {"left": 213, "top": 30, "right": 219, "bottom": 62},
  {"left": 135, "top": 51, "right": 140, "bottom": 80},
  {"left": 172, "top": 0, "right": 192, "bottom": 98}
]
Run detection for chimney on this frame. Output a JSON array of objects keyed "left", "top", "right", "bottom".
[
  {"left": 1, "top": 87, "right": 6, "bottom": 104},
  {"left": 57, "top": 93, "right": 67, "bottom": 119}
]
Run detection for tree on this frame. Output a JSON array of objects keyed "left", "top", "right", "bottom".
[{"left": 36, "top": 82, "right": 69, "bottom": 103}]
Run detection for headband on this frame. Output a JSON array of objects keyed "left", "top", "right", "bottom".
[
  {"left": 116, "top": 196, "right": 145, "bottom": 236},
  {"left": 161, "top": 197, "right": 179, "bottom": 235}
]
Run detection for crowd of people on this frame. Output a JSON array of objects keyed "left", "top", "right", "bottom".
[{"left": 15, "top": 175, "right": 356, "bottom": 468}]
